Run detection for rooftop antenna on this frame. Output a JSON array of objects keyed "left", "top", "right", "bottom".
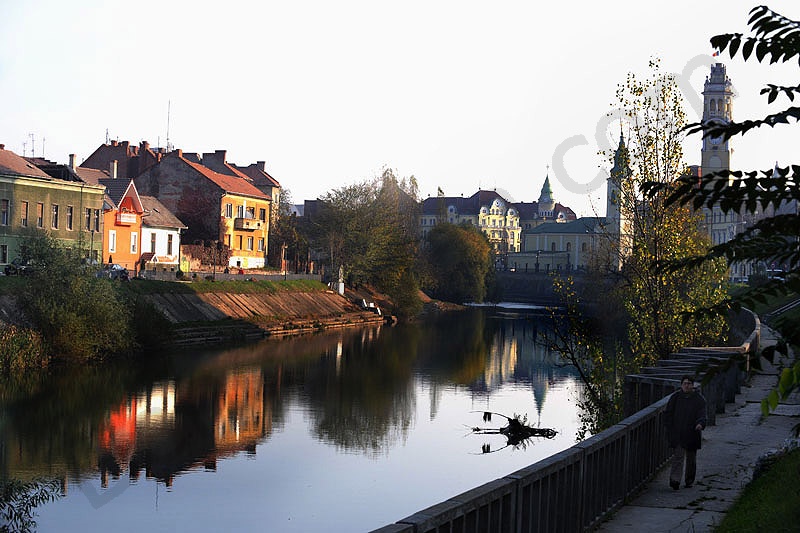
[
  {"left": 42, "top": 136, "right": 45, "bottom": 158},
  {"left": 165, "top": 100, "right": 171, "bottom": 152},
  {"left": 29, "top": 133, "right": 35, "bottom": 157},
  {"left": 105, "top": 128, "right": 110, "bottom": 144}
]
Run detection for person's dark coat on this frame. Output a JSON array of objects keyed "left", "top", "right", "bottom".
[{"left": 663, "top": 389, "right": 707, "bottom": 450}]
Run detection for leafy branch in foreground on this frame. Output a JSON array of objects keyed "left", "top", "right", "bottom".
[{"left": 645, "top": 4, "right": 800, "bottom": 415}]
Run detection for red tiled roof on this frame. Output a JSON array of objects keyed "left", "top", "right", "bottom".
[
  {"left": 181, "top": 157, "right": 270, "bottom": 200},
  {"left": 233, "top": 163, "right": 281, "bottom": 188},
  {"left": 0, "top": 146, "right": 53, "bottom": 179}
]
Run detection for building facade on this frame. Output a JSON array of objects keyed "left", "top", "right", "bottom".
[
  {"left": 135, "top": 150, "right": 271, "bottom": 269},
  {"left": 0, "top": 145, "right": 105, "bottom": 266},
  {"left": 419, "top": 177, "right": 577, "bottom": 254}
]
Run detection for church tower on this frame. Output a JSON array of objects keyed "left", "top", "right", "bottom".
[
  {"left": 606, "top": 133, "right": 632, "bottom": 269},
  {"left": 701, "top": 63, "right": 733, "bottom": 177},
  {"left": 537, "top": 173, "right": 556, "bottom": 218},
  {"left": 606, "top": 133, "right": 629, "bottom": 234}
]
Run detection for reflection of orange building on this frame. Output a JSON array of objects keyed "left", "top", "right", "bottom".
[
  {"left": 99, "top": 399, "right": 137, "bottom": 487},
  {"left": 215, "top": 369, "right": 267, "bottom": 451}
]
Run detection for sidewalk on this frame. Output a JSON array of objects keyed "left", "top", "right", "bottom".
[{"left": 596, "top": 326, "right": 800, "bottom": 532}]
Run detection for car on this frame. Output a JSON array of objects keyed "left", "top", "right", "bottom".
[
  {"left": 4, "top": 257, "right": 36, "bottom": 276},
  {"left": 97, "top": 263, "right": 129, "bottom": 281}
]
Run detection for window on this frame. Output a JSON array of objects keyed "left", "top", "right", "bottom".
[
  {"left": 259, "top": 208, "right": 266, "bottom": 222},
  {"left": 582, "top": 242, "right": 588, "bottom": 252},
  {"left": 258, "top": 238, "right": 264, "bottom": 252},
  {"left": 238, "top": 235, "right": 243, "bottom": 249},
  {"left": 85, "top": 208, "right": 92, "bottom": 230},
  {"left": 93, "top": 209, "right": 100, "bottom": 232},
  {"left": 246, "top": 207, "right": 255, "bottom": 219},
  {"left": 167, "top": 234, "right": 173, "bottom": 256},
  {"left": 131, "top": 232, "right": 138, "bottom": 253},
  {"left": 566, "top": 242, "right": 571, "bottom": 252},
  {"left": 225, "top": 203, "right": 233, "bottom": 218},
  {"left": 21, "top": 201, "right": 28, "bottom": 227},
  {"left": 66, "top": 206, "right": 73, "bottom": 230},
  {"left": 247, "top": 236, "right": 254, "bottom": 250},
  {"left": 551, "top": 242, "right": 556, "bottom": 252},
  {"left": 109, "top": 230, "right": 117, "bottom": 253},
  {"left": 36, "top": 203, "right": 44, "bottom": 228},
  {"left": 0, "top": 244, "right": 7, "bottom": 264},
  {"left": 237, "top": 205, "right": 244, "bottom": 218},
  {"left": 0, "top": 199, "right": 8, "bottom": 226},
  {"left": 52, "top": 204, "right": 59, "bottom": 229},
  {"left": 151, "top": 233, "right": 157, "bottom": 253}
]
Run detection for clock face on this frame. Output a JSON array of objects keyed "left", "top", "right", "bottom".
[{"left": 710, "top": 135, "right": 722, "bottom": 145}]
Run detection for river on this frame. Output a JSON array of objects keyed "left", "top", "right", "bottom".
[{"left": 1, "top": 307, "right": 587, "bottom": 532}]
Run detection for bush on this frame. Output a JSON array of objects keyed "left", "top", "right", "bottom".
[
  {"left": 15, "top": 232, "right": 134, "bottom": 362},
  {"left": 0, "top": 324, "right": 47, "bottom": 375}
]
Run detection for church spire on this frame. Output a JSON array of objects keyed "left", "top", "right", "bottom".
[{"left": 538, "top": 167, "right": 556, "bottom": 217}]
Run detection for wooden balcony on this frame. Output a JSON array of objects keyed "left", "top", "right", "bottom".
[{"left": 234, "top": 217, "right": 263, "bottom": 231}]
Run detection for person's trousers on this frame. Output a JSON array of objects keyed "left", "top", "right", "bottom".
[{"left": 670, "top": 446, "right": 697, "bottom": 485}]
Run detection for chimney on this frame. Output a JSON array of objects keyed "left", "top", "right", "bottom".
[
  {"left": 110, "top": 140, "right": 118, "bottom": 146},
  {"left": 69, "top": 154, "right": 77, "bottom": 170},
  {"left": 256, "top": 161, "right": 266, "bottom": 172},
  {"left": 141, "top": 141, "right": 149, "bottom": 152},
  {"left": 110, "top": 160, "right": 118, "bottom": 179},
  {"left": 0, "top": 144, "right": 5, "bottom": 150}
]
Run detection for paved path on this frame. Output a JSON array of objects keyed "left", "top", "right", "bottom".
[{"left": 596, "top": 326, "right": 800, "bottom": 532}]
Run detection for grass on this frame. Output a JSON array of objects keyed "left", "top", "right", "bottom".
[
  {"left": 119, "top": 277, "right": 328, "bottom": 295},
  {"left": 715, "top": 448, "right": 800, "bottom": 532}
]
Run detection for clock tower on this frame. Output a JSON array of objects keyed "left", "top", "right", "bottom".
[{"left": 701, "top": 63, "right": 734, "bottom": 177}]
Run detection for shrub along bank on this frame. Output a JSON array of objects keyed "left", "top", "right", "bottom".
[{"left": 0, "top": 267, "right": 374, "bottom": 375}]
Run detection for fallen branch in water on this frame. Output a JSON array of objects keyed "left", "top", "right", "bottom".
[{"left": 469, "top": 411, "right": 557, "bottom": 454}]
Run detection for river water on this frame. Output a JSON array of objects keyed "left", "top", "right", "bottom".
[{"left": 1, "top": 307, "right": 586, "bottom": 532}]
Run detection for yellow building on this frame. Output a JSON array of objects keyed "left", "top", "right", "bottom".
[{"left": 135, "top": 150, "right": 271, "bottom": 269}]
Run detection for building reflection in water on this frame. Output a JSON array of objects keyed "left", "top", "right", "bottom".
[{"left": 95, "top": 367, "right": 268, "bottom": 489}]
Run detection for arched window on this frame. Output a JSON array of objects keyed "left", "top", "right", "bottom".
[
  {"left": 551, "top": 242, "right": 556, "bottom": 252},
  {"left": 566, "top": 242, "right": 571, "bottom": 252},
  {"left": 582, "top": 242, "right": 588, "bottom": 252},
  {"left": 710, "top": 99, "right": 717, "bottom": 114}
]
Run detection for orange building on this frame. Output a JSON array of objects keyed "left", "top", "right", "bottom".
[{"left": 99, "top": 168, "right": 145, "bottom": 271}]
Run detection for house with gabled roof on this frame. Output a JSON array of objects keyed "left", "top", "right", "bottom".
[
  {"left": 1, "top": 145, "right": 105, "bottom": 266},
  {"left": 139, "top": 196, "right": 187, "bottom": 273},
  {"left": 98, "top": 170, "right": 145, "bottom": 271},
  {"left": 134, "top": 150, "right": 271, "bottom": 269}
]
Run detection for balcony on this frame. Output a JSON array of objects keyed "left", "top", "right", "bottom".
[
  {"left": 116, "top": 212, "right": 137, "bottom": 225},
  {"left": 234, "top": 217, "right": 262, "bottom": 231}
]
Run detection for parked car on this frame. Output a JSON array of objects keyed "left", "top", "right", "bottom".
[
  {"left": 4, "top": 257, "right": 36, "bottom": 276},
  {"left": 97, "top": 263, "right": 129, "bottom": 281}
]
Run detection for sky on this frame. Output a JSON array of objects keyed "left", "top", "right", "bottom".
[{"left": 2, "top": 1, "right": 799, "bottom": 217}]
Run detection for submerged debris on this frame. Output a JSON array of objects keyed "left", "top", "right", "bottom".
[{"left": 470, "top": 411, "right": 557, "bottom": 454}]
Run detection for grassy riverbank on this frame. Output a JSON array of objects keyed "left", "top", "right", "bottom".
[{"left": 716, "top": 448, "right": 800, "bottom": 531}]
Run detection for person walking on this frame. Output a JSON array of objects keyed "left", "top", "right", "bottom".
[{"left": 663, "top": 375, "right": 707, "bottom": 490}]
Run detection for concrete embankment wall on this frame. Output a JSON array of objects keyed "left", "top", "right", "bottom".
[{"left": 145, "top": 290, "right": 385, "bottom": 342}]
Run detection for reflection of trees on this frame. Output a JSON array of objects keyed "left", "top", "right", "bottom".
[
  {"left": 0, "top": 363, "right": 139, "bottom": 481},
  {"left": 302, "top": 326, "right": 421, "bottom": 457},
  {"left": 414, "top": 309, "right": 493, "bottom": 385}
]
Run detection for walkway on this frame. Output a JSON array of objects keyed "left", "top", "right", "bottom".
[{"left": 596, "top": 326, "right": 800, "bottom": 532}]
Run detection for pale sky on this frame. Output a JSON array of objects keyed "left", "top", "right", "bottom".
[{"left": 2, "top": 1, "right": 798, "bottom": 216}]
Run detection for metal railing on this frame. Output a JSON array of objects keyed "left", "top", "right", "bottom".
[{"left": 371, "top": 309, "right": 759, "bottom": 533}]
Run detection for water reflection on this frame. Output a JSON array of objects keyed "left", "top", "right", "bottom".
[{"left": 1, "top": 308, "right": 582, "bottom": 532}]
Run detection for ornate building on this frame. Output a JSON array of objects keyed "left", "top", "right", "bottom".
[{"left": 419, "top": 176, "right": 576, "bottom": 254}]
